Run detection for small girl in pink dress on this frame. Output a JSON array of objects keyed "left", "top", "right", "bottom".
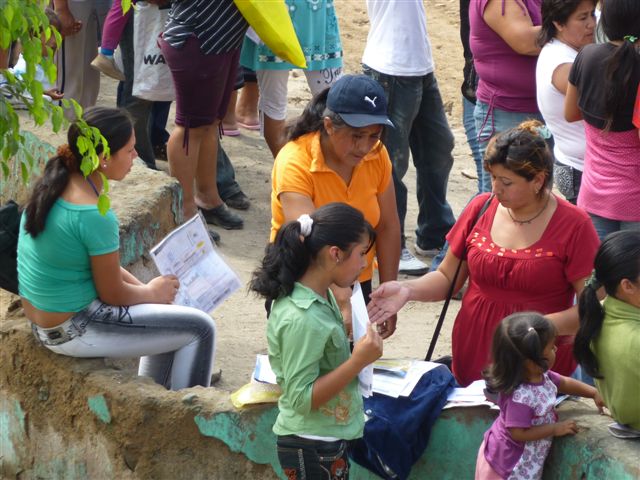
[{"left": 475, "top": 312, "right": 605, "bottom": 479}]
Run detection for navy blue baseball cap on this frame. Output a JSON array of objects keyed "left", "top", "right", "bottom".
[{"left": 326, "top": 75, "right": 394, "bottom": 128}]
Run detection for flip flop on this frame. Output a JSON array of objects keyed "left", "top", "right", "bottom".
[
  {"left": 221, "top": 127, "right": 241, "bottom": 137},
  {"left": 237, "top": 121, "right": 261, "bottom": 131}
]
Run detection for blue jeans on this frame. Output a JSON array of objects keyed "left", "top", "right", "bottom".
[
  {"left": 362, "top": 66, "right": 455, "bottom": 250},
  {"left": 31, "top": 300, "right": 216, "bottom": 390},
  {"left": 588, "top": 214, "right": 640, "bottom": 241},
  {"left": 474, "top": 100, "right": 544, "bottom": 171},
  {"left": 463, "top": 97, "right": 487, "bottom": 193},
  {"left": 217, "top": 145, "right": 242, "bottom": 201}
]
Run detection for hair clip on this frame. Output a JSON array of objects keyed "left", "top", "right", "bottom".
[
  {"left": 623, "top": 35, "right": 638, "bottom": 43},
  {"left": 585, "top": 270, "right": 602, "bottom": 290},
  {"left": 535, "top": 125, "right": 552, "bottom": 139},
  {"left": 297, "top": 214, "right": 313, "bottom": 238}
]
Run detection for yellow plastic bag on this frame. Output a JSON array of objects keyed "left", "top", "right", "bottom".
[
  {"left": 230, "top": 379, "right": 282, "bottom": 409},
  {"left": 234, "top": 0, "right": 307, "bottom": 68}
]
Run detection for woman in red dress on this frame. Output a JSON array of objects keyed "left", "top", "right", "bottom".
[{"left": 368, "top": 121, "right": 600, "bottom": 386}]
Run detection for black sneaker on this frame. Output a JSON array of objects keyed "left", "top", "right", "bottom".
[
  {"left": 223, "top": 191, "right": 251, "bottom": 210},
  {"left": 199, "top": 204, "right": 243, "bottom": 230},
  {"left": 208, "top": 228, "right": 221, "bottom": 245}
]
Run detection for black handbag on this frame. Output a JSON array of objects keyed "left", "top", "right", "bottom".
[
  {"left": 0, "top": 201, "right": 21, "bottom": 295},
  {"left": 425, "top": 194, "right": 494, "bottom": 361}
]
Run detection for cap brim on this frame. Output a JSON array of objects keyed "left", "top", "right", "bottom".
[{"left": 338, "top": 113, "right": 394, "bottom": 128}]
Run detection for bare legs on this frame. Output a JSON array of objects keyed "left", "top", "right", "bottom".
[
  {"left": 167, "top": 121, "right": 223, "bottom": 218},
  {"left": 236, "top": 82, "right": 260, "bottom": 127},
  {"left": 263, "top": 114, "right": 287, "bottom": 158}
]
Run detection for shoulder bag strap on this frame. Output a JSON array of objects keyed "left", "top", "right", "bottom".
[{"left": 425, "top": 194, "right": 495, "bottom": 361}]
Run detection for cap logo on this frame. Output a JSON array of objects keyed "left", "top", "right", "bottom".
[{"left": 364, "top": 96, "right": 377, "bottom": 108}]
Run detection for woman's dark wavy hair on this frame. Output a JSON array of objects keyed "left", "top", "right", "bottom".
[
  {"left": 483, "top": 312, "right": 557, "bottom": 395},
  {"left": 250, "top": 202, "right": 375, "bottom": 303},
  {"left": 483, "top": 120, "right": 553, "bottom": 195},
  {"left": 574, "top": 230, "right": 640, "bottom": 378},
  {"left": 600, "top": 0, "right": 640, "bottom": 130},
  {"left": 23, "top": 107, "right": 133, "bottom": 237},
  {"left": 538, "top": 0, "right": 597, "bottom": 46}
]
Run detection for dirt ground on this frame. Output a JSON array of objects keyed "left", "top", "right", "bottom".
[{"left": 3, "top": 0, "right": 477, "bottom": 395}]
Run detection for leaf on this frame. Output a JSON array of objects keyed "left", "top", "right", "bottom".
[
  {"left": 51, "top": 105, "right": 63, "bottom": 132},
  {"left": 1, "top": 162, "right": 9, "bottom": 179},
  {"left": 72, "top": 100, "right": 83, "bottom": 121},
  {"left": 99, "top": 171, "right": 110, "bottom": 194},
  {"left": 97, "top": 194, "right": 111, "bottom": 215}
]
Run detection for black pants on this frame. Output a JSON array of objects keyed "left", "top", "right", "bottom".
[{"left": 277, "top": 435, "right": 350, "bottom": 480}]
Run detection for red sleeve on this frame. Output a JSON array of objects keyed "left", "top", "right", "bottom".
[
  {"left": 446, "top": 193, "right": 494, "bottom": 259},
  {"left": 633, "top": 84, "right": 640, "bottom": 129},
  {"left": 563, "top": 212, "right": 600, "bottom": 283}
]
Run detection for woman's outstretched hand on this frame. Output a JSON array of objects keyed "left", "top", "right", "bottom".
[
  {"left": 367, "top": 281, "right": 410, "bottom": 325},
  {"left": 148, "top": 275, "right": 180, "bottom": 304}
]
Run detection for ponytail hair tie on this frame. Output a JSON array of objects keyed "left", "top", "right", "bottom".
[
  {"left": 528, "top": 327, "right": 535, "bottom": 333},
  {"left": 56, "top": 144, "right": 77, "bottom": 170},
  {"left": 623, "top": 35, "right": 638, "bottom": 44},
  {"left": 585, "top": 270, "right": 602, "bottom": 290},
  {"left": 297, "top": 214, "right": 313, "bottom": 237}
]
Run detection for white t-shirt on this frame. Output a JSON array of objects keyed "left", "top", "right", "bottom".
[
  {"left": 362, "top": 0, "right": 434, "bottom": 77},
  {"left": 536, "top": 40, "right": 585, "bottom": 171}
]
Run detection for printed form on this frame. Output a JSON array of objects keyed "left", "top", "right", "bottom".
[{"left": 150, "top": 213, "right": 241, "bottom": 313}]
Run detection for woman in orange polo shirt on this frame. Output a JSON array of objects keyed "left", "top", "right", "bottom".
[{"left": 270, "top": 74, "right": 401, "bottom": 337}]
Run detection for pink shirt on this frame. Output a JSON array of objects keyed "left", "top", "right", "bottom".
[
  {"left": 578, "top": 123, "right": 640, "bottom": 222},
  {"left": 470, "top": 0, "right": 542, "bottom": 113}
]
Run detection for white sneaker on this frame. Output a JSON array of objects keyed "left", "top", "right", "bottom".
[
  {"left": 414, "top": 243, "right": 442, "bottom": 257},
  {"left": 399, "top": 248, "right": 429, "bottom": 276}
]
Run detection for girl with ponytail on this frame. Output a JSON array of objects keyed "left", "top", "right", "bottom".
[
  {"left": 564, "top": 0, "right": 640, "bottom": 239},
  {"left": 476, "top": 312, "right": 605, "bottom": 480},
  {"left": 250, "top": 202, "right": 382, "bottom": 480},
  {"left": 18, "top": 106, "right": 217, "bottom": 391},
  {"left": 574, "top": 230, "right": 640, "bottom": 430}
]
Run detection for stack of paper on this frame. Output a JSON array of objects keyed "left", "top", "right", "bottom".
[
  {"left": 351, "top": 282, "right": 374, "bottom": 397},
  {"left": 372, "top": 360, "right": 441, "bottom": 398},
  {"left": 444, "top": 380, "right": 496, "bottom": 409},
  {"left": 253, "top": 354, "right": 277, "bottom": 384}
]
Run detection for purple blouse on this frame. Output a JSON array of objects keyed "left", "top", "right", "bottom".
[
  {"left": 483, "top": 371, "right": 561, "bottom": 479},
  {"left": 470, "top": 0, "right": 542, "bottom": 113}
]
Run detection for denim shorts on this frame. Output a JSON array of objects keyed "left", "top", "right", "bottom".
[{"left": 276, "top": 435, "right": 350, "bottom": 480}]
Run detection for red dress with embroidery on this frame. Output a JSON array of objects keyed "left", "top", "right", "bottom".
[{"left": 447, "top": 193, "right": 600, "bottom": 387}]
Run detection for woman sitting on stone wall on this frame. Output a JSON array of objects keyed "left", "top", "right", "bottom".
[{"left": 17, "top": 106, "right": 216, "bottom": 390}]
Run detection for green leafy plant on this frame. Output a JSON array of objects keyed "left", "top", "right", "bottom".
[{"left": 0, "top": 0, "right": 125, "bottom": 214}]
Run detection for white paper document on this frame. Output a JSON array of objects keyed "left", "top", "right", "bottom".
[
  {"left": 351, "top": 282, "right": 373, "bottom": 397},
  {"left": 372, "top": 360, "right": 441, "bottom": 398},
  {"left": 253, "top": 354, "right": 278, "bottom": 385},
  {"left": 149, "top": 213, "right": 242, "bottom": 313}
]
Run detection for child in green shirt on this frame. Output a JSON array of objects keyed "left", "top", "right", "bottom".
[
  {"left": 575, "top": 230, "right": 640, "bottom": 431},
  {"left": 251, "top": 202, "right": 383, "bottom": 480}
]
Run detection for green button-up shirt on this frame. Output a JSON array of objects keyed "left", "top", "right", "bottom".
[
  {"left": 593, "top": 296, "right": 640, "bottom": 430},
  {"left": 267, "top": 283, "right": 364, "bottom": 439}
]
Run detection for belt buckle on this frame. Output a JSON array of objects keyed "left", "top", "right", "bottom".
[{"left": 44, "top": 326, "right": 73, "bottom": 346}]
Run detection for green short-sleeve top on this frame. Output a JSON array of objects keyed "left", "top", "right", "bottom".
[{"left": 17, "top": 199, "right": 119, "bottom": 312}]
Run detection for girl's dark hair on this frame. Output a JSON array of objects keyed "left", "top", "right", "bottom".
[
  {"left": 250, "top": 202, "right": 376, "bottom": 303},
  {"left": 286, "top": 88, "right": 348, "bottom": 141},
  {"left": 484, "top": 120, "right": 553, "bottom": 194},
  {"left": 538, "top": 0, "right": 597, "bottom": 46},
  {"left": 600, "top": 0, "right": 640, "bottom": 130},
  {"left": 574, "top": 230, "right": 640, "bottom": 378},
  {"left": 484, "top": 312, "right": 557, "bottom": 395},
  {"left": 24, "top": 107, "right": 133, "bottom": 237}
]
